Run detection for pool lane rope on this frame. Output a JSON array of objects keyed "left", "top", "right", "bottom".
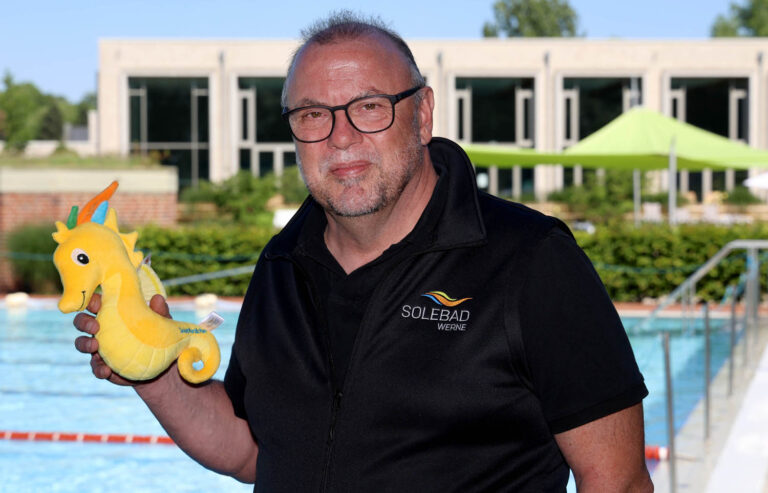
[
  {"left": 2, "top": 430, "right": 669, "bottom": 459},
  {"left": 1, "top": 430, "right": 174, "bottom": 445}
]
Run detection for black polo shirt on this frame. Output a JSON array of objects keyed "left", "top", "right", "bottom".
[{"left": 224, "top": 137, "right": 647, "bottom": 492}]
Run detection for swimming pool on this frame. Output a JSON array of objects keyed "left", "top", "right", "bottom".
[
  {"left": 0, "top": 300, "right": 252, "bottom": 493},
  {"left": 0, "top": 302, "right": 732, "bottom": 492}
]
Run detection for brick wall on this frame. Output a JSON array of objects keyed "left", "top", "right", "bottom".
[
  {"left": 0, "top": 167, "right": 178, "bottom": 292},
  {"left": 0, "top": 192, "right": 177, "bottom": 292}
]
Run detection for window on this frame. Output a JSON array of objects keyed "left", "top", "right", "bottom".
[
  {"left": 671, "top": 77, "right": 749, "bottom": 197},
  {"left": 237, "top": 77, "right": 292, "bottom": 176},
  {"left": 456, "top": 77, "right": 535, "bottom": 199},
  {"left": 456, "top": 77, "right": 534, "bottom": 144},
  {"left": 563, "top": 77, "right": 641, "bottom": 141},
  {"left": 128, "top": 77, "right": 209, "bottom": 188}
]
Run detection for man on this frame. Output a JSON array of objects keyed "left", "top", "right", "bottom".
[{"left": 75, "top": 12, "right": 652, "bottom": 492}]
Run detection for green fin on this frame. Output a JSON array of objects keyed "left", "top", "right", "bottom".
[{"left": 66, "top": 206, "right": 79, "bottom": 229}]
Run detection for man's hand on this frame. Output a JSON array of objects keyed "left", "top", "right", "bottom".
[
  {"left": 74, "top": 292, "right": 257, "bottom": 481},
  {"left": 73, "top": 293, "right": 171, "bottom": 386}
]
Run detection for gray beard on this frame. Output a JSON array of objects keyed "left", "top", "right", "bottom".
[{"left": 297, "top": 136, "right": 424, "bottom": 218}]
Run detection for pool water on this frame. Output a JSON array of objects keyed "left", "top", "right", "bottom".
[
  {"left": 0, "top": 303, "right": 732, "bottom": 492},
  {"left": 0, "top": 301, "right": 252, "bottom": 493},
  {"left": 626, "top": 317, "right": 732, "bottom": 447}
]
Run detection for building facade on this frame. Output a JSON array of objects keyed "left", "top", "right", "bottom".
[{"left": 98, "top": 38, "right": 768, "bottom": 200}]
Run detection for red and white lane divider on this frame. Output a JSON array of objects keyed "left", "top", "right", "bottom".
[
  {"left": 1, "top": 430, "right": 174, "bottom": 445},
  {"left": 645, "top": 445, "right": 669, "bottom": 460},
  {"left": 2, "top": 430, "right": 668, "bottom": 459}
]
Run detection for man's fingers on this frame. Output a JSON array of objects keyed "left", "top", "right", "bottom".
[
  {"left": 86, "top": 293, "right": 101, "bottom": 314},
  {"left": 90, "top": 353, "right": 112, "bottom": 380},
  {"left": 90, "top": 353, "right": 134, "bottom": 386},
  {"left": 149, "top": 294, "right": 171, "bottom": 319},
  {"left": 73, "top": 312, "right": 99, "bottom": 335},
  {"left": 74, "top": 335, "right": 98, "bottom": 354}
]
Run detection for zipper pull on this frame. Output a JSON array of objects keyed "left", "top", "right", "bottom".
[{"left": 328, "top": 390, "right": 344, "bottom": 443}]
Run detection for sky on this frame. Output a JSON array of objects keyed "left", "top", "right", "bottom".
[{"left": 0, "top": 0, "right": 737, "bottom": 102}]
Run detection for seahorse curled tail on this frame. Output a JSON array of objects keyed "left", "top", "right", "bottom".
[{"left": 177, "top": 331, "right": 221, "bottom": 384}]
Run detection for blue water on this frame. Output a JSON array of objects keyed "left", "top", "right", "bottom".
[
  {"left": 0, "top": 301, "right": 252, "bottom": 493},
  {"left": 626, "top": 317, "right": 732, "bottom": 448},
  {"left": 0, "top": 302, "right": 733, "bottom": 492}
]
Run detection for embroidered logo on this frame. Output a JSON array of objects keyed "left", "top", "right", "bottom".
[
  {"left": 421, "top": 291, "right": 472, "bottom": 307},
  {"left": 401, "top": 290, "right": 472, "bottom": 331}
]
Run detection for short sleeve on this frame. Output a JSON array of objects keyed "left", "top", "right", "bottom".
[
  {"left": 518, "top": 227, "right": 648, "bottom": 434},
  {"left": 224, "top": 349, "right": 248, "bottom": 419}
]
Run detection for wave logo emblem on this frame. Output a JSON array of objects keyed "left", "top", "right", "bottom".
[{"left": 421, "top": 291, "right": 472, "bottom": 307}]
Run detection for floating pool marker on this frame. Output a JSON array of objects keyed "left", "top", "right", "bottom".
[{"left": 645, "top": 444, "right": 669, "bottom": 461}]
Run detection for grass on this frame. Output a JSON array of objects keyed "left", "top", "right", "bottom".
[{"left": 0, "top": 150, "right": 162, "bottom": 168}]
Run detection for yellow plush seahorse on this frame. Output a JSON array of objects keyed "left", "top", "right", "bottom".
[{"left": 52, "top": 182, "right": 220, "bottom": 384}]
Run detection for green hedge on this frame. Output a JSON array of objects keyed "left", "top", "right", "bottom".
[
  {"left": 5, "top": 223, "right": 275, "bottom": 297},
  {"left": 6, "top": 224, "right": 60, "bottom": 294},
  {"left": 574, "top": 223, "right": 768, "bottom": 302},
  {"left": 136, "top": 224, "right": 275, "bottom": 296},
  {"left": 6, "top": 221, "right": 768, "bottom": 301}
]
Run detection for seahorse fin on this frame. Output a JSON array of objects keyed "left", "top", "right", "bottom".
[{"left": 138, "top": 255, "right": 167, "bottom": 304}]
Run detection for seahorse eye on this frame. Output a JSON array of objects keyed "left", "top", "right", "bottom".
[{"left": 71, "top": 248, "right": 89, "bottom": 266}]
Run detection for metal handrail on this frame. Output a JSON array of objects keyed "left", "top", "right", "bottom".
[
  {"left": 640, "top": 239, "right": 767, "bottom": 492},
  {"left": 635, "top": 239, "right": 768, "bottom": 331}
]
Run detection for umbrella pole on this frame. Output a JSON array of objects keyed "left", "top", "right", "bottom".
[
  {"left": 633, "top": 169, "right": 641, "bottom": 227},
  {"left": 668, "top": 139, "right": 677, "bottom": 225}
]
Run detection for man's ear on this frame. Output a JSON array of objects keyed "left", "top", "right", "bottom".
[{"left": 417, "top": 86, "right": 435, "bottom": 146}]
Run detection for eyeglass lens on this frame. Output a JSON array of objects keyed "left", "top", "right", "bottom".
[{"left": 288, "top": 95, "right": 394, "bottom": 142}]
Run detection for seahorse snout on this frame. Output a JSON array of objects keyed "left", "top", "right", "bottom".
[{"left": 58, "top": 289, "right": 88, "bottom": 313}]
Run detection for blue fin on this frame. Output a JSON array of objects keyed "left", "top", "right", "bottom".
[{"left": 92, "top": 201, "right": 108, "bottom": 224}]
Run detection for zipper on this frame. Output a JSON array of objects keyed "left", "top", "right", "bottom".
[
  {"left": 284, "top": 256, "right": 342, "bottom": 492},
  {"left": 320, "top": 389, "right": 343, "bottom": 491},
  {"left": 315, "top": 256, "right": 419, "bottom": 492}
]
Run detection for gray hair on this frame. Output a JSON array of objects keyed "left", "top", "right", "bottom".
[{"left": 281, "top": 10, "right": 426, "bottom": 107}]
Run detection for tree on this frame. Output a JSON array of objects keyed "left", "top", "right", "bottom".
[
  {"left": 711, "top": 0, "right": 768, "bottom": 37},
  {"left": 0, "top": 72, "right": 46, "bottom": 151},
  {"left": 483, "top": 0, "right": 580, "bottom": 38},
  {"left": 75, "top": 92, "right": 97, "bottom": 125},
  {"left": 0, "top": 71, "right": 91, "bottom": 150},
  {"left": 0, "top": 108, "right": 6, "bottom": 140},
  {"left": 38, "top": 102, "right": 63, "bottom": 140}
]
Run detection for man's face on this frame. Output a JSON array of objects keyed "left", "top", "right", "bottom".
[{"left": 285, "top": 35, "right": 427, "bottom": 218}]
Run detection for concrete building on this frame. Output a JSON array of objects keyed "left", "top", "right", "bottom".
[{"left": 97, "top": 38, "right": 768, "bottom": 200}]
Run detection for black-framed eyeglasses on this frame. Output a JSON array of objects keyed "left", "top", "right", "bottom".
[{"left": 281, "top": 86, "right": 423, "bottom": 143}]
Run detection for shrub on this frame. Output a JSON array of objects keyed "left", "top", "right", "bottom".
[
  {"left": 8, "top": 220, "right": 768, "bottom": 302},
  {"left": 574, "top": 222, "right": 768, "bottom": 302},
  {"left": 279, "top": 165, "right": 309, "bottom": 205},
  {"left": 212, "top": 171, "right": 277, "bottom": 223},
  {"left": 6, "top": 224, "right": 60, "bottom": 293},
  {"left": 724, "top": 186, "right": 763, "bottom": 206},
  {"left": 5, "top": 222, "right": 275, "bottom": 297},
  {"left": 136, "top": 224, "right": 275, "bottom": 296},
  {"left": 180, "top": 169, "right": 307, "bottom": 223},
  {"left": 547, "top": 169, "right": 635, "bottom": 223},
  {"left": 639, "top": 192, "right": 689, "bottom": 210},
  {"left": 179, "top": 179, "right": 218, "bottom": 204}
]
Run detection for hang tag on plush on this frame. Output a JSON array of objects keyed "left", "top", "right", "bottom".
[{"left": 198, "top": 312, "right": 224, "bottom": 331}]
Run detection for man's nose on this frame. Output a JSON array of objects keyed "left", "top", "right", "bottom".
[{"left": 327, "top": 109, "right": 362, "bottom": 149}]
